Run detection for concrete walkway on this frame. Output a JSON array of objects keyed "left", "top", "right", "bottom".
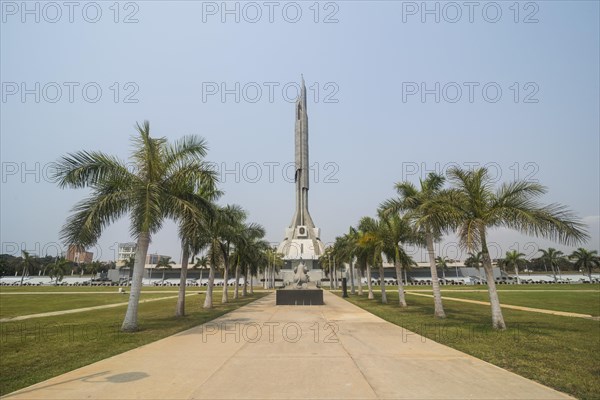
[{"left": 2, "top": 291, "right": 571, "bottom": 399}]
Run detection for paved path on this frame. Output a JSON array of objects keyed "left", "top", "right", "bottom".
[
  {"left": 405, "top": 291, "right": 597, "bottom": 320},
  {"left": 2, "top": 291, "right": 571, "bottom": 399}
]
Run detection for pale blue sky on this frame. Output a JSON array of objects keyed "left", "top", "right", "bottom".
[{"left": 1, "top": 1, "right": 599, "bottom": 262}]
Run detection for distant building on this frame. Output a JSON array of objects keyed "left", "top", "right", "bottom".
[
  {"left": 117, "top": 242, "right": 137, "bottom": 262},
  {"left": 66, "top": 244, "right": 93, "bottom": 264},
  {"left": 146, "top": 253, "right": 171, "bottom": 265}
]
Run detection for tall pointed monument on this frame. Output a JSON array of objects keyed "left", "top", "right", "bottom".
[{"left": 277, "top": 76, "right": 325, "bottom": 271}]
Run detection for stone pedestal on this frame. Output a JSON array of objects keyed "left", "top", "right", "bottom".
[{"left": 276, "top": 289, "right": 324, "bottom": 305}]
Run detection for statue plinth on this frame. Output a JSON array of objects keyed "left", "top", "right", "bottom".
[{"left": 276, "top": 288, "right": 324, "bottom": 306}]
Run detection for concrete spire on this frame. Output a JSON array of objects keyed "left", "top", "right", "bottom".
[{"left": 278, "top": 76, "right": 325, "bottom": 265}]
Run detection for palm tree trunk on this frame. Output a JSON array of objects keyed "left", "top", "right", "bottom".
[
  {"left": 234, "top": 264, "right": 240, "bottom": 299},
  {"left": 514, "top": 264, "right": 520, "bottom": 285},
  {"left": 121, "top": 231, "right": 151, "bottom": 331},
  {"left": 204, "top": 262, "right": 215, "bottom": 309},
  {"left": 271, "top": 264, "right": 275, "bottom": 289},
  {"left": 481, "top": 235, "right": 506, "bottom": 330},
  {"left": 263, "top": 264, "right": 268, "bottom": 289},
  {"left": 379, "top": 263, "right": 387, "bottom": 304},
  {"left": 175, "top": 246, "right": 189, "bottom": 317},
  {"left": 242, "top": 268, "right": 248, "bottom": 296},
  {"left": 426, "top": 232, "right": 445, "bottom": 318},
  {"left": 395, "top": 260, "right": 407, "bottom": 307},
  {"left": 221, "top": 262, "right": 229, "bottom": 303},
  {"left": 19, "top": 265, "right": 26, "bottom": 286},
  {"left": 249, "top": 273, "right": 254, "bottom": 294},
  {"left": 349, "top": 258, "right": 356, "bottom": 295},
  {"left": 366, "top": 264, "right": 374, "bottom": 299},
  {"left": 357, "top": 267, "right": 363, "bottom": 296},
  {"left": 334, "top": 260, "right": 338, "bottom": 289}
]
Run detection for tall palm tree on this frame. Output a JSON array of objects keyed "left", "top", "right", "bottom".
[
  {"left": 241, "top": 238, "right": 268, "bottom": 296},
  {"left": 155, "top": 256, "right": 175, "bottom": 282},
  {"left": 202, "top": 235, "right": 223, "bottom": 309},
  {"left": 120, "top": 256, "right": 135, "bottom": 285},
  {"left": 538, "top": 248, "right": 565, "bottom": 283},
  {"left": 318, "top": 247, "right": 333, "bottom": 289},
  {"left": 193, "top": 256, "right": 209, "bottom": 280},
  {"left": 333, "top": 232, "right": 357, "bottom": 294},
  {"left": 232, "top": 222, "right": 266, "bottom": 298},
  {"left": 54, "top": 121, "right": 216, "bottom": 331},
  {"left": 87, "top": 260, "right": 104, "bottom": 285},
  {"left": 19, "top": 251, "right": 37, "bottom": 286},
  {"left": 175, "top": 185, "right": 220, "bottom": 316},
  {"left": 447, "top": 167, "right": 588, "bottom": 329},
  {"left": 498, "top": 250, "right": 527, "bottom": 284},
  {"left": 356, "top": 219, "right": 376, "bottom": 299},
  {"left": 465, "top": 251, "right": 483, "bottom": 281},
  {"left": 48, "top": 257, "right": 69, "bottom": 285},
  {"left": 569, "top": 248, "right": 599, "bottom": 283},
  {"left": 379, "top": 211, "right": 419, "bottom": 307},
  {"left": 343, "top": 228, "right": 359, "bottom": 294},
  {"left": 264, "top": 247, "right": 283, "bottom": 289},
  {"left": 435, "top": 256, "right": 448, "bottom": 280},
  {"left": 215, "top": 205, "right": 247, "bottom": 303},
  {"left": 357, "top": 216, "right": 388, "bottom": 303},
  {"left": 381, "top": 172, "right": 452, "bottom": 318}
]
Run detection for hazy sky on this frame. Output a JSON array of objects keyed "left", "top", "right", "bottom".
[{"left": 1, "top": 1, "right": 599, "bottom": 262}]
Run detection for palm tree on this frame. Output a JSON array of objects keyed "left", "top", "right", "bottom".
[
  {"left": 202, "top": 230, "right": 224, "bottom": 309},
  {"left": 48, "top": 257, "right": 69, "bottom": 285},
  {"left": 193, "top": 256, "right": 209, "bottom": 281},
  {"left": 379, "top": 211, "right": 419, "bottom": 307},
  {"left": 264, "top": 247, "right": 283, "bottom": 289},
  {"left": 175, "top": 186, "right": 220, "bottom": 316},
  {"left": 538, "top": 248, "right": 565, "bottom": 283},
  {"left": 435, "top": 256, "right": 448, "bottom": 280},
  {"left": 381, "top": 172, "right": 452, "bottom": 318},
  {"left": 447, "top": 167, "right": 588, "bottom": 329},
  {"left": 356, "top": 219, "right": 376, "bottom": 299},
  {"left": 569, "top": 248, "right": 599, "bottom": 283},
  {"left": 214, "top": 205, "right": 247, "bottom": 303},
  {"left": 120, "top": 256, "right": 135, "bottom": 285},
  {"left": 241, "top": 237, "right": 268, "bottom": 296},
  {"left": 87, "top": 260, "right": 104, "bottom": 286},
  {"left": 498, "top": 250, "right": 527, "bottom": 284},
  {"left": 465, "top": 251, "right": 483, "bottom": 282},
  {"left": 332, "top": 231, "right": 357, "bottom": 295},
  {"left": 19, "top": 251, "right": 37, "bottom": 286},
  {"left": 155, "top": 256, "right": 175, "bottom": 282},
  {"left": 54, "top": 121, "right": 216, "bottom": 331},
  {"left": 357, "top": 216, "right": 388, "bottom": 303},
  {"left": 318, "top": 248, "right": 332, "bottom": 288},
  {"left": 232, "top": 222, "right": 266, "bottom": 298}
]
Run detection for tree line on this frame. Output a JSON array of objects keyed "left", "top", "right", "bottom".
[
  {"left": 53, "top": 121, "right": 278, "bottom": 331},
  {"left": 323, "top": 170, "right": 595, "bottom": 330}
]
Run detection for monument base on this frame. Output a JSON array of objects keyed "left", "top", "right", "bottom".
[{"left": 276, "top": 289, "right": 324, "bottom": 306}]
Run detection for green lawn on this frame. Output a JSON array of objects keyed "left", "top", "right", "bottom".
[
  {"left": 338, "top": 290, "right": 600, "bottom": 400},
  {"left": 0, "top": 292, "right": 178, "bottom": 319},
  {"left": 0, "top": 291, "right": 267, "bottom": 396},
  {"left": 431, "top": 290, "right": 600, "bottom": 316},
  {"left": 366, "top": 283, "right": 600, "bottom": 291}
]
